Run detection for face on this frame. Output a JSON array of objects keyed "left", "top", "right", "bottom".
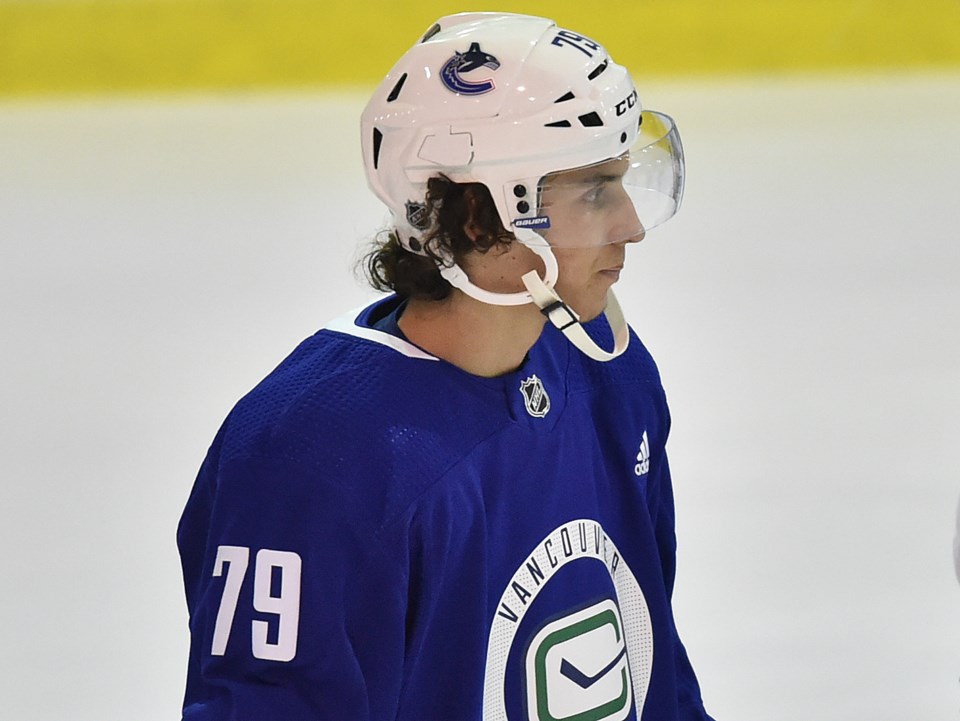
[
  {"left": 456, "top": 155, "right": 644, "bottom": 321},
  {"left": 538, "top": 156, "right": 645, "bottom": 320}
]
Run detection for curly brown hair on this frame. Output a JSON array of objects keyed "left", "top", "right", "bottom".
[{"left": 362, "top": 176, "right": 515, "bottom": 300}]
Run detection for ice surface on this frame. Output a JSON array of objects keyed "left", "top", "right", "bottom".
[{"left": 1, "top": 74, "right": 958, "bottom": 720}]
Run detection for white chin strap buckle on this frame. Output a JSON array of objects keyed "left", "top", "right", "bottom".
[{"left": 521, "top": 270, "right": 630, "bottom": 363}]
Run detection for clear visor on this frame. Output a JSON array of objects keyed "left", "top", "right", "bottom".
[{"left": 523, "top": 110, "right": 684, "bottom": 248}]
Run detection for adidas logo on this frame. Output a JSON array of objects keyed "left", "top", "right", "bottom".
[{"left": 634, "top": 431, "right": 650, "bottom": 476}]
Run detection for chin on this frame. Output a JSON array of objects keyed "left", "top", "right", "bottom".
[
  {"left": 554, "top": 280, "right": 609, "bottom": 324},
  {"left": 571, "top": 295, "right": 608, "bottom": 324}
]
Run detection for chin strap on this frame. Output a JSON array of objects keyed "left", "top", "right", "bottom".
[
  {"left": 521, "top": 270, "right": 630, "bottom": 362},
  {"left": 437, "top": 237, "right": 560, "bottom": 306},
  {"left": 426, "top": 226, "right": 629, "bottom": 362}
]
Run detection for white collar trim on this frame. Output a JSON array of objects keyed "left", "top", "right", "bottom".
[{"left": 325, "top": 303, "right": 439, "bottom": 361}]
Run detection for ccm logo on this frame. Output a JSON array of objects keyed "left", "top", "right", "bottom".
[{"left": 615, "top": 89, "right": 638, "bottom": 116}]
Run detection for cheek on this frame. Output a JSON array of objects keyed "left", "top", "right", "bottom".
[
  {"left": 552, "top": 248, "right": 598, "bottom": 285},
  {"left": 547, "top": 211, "right": 611, "bottom": 249}
]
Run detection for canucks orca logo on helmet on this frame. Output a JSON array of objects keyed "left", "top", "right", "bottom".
[{"left": 440, "top": 42, "right": 500, "bottom": 95}]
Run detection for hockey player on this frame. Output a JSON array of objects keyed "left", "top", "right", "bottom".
[{"left": 178, "top": 12, "right": 715, "bottom": 721}]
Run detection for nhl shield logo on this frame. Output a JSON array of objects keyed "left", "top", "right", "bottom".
[
  {"left": 519, "top": 375, "right": 550, "bottom": 418},
  {"left": 405, "top": 200, "right": 430, "bottom": 230}
]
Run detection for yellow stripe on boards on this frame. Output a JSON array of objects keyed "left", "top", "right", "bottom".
[{"left": 1, "top": 0, "right": 959, "bottom": 97}]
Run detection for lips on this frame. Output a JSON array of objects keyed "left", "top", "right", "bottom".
[{"left": 599, "top": 266, "right": 622, "bottom": 282}]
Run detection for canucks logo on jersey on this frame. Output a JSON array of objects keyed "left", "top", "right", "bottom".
[
  {"left": 483, "top": 519, "right": 655, "bottom": 721},
  {"left": 526, "top": 599, "right": 632, "bottom": 721}
]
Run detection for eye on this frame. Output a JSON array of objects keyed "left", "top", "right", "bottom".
[{"left": 583, "top": 185, "right": 605, "bottom": 205}]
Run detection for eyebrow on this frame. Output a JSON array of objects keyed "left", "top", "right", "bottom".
[
  {"left": 550, "top": 171, "right": 622, "bottom": 189},
  {"left": 584, "top": 173, "right": 621, "bottom": 185},
  {"left": 542, "top": 157, "right": 629, "bottom": 191}
]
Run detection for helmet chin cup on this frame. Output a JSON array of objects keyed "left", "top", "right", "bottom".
[
  {"left": 438, "top": 238, "right": 559, "bottom": 307},
  {"left": 521, "top": 270, "right": 629, "bottom": 362}
]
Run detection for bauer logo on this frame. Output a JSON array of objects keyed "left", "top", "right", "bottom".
[
  {"left": 440, "top": 42, "right": 500, "bottom": 95},
  {"left": 519, "top": 375, "right": 550, "bottom": 418},
  {"left": 513, "top": 216, "right": 551, "bottom": 230},
  {"left": 526, "top": 599, "right": 633, "bottom": 721}
]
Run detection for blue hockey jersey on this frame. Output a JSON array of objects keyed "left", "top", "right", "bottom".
[{"left": 178, "top": 295, "right": 715, "bottom": 721}]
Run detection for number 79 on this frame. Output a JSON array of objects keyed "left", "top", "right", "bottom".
[
  {"left": 210, "top": 545, "right": 302, "bottom": 662},
  {"left": 551, "top": 30, "right": 600, "bottom": 57}
]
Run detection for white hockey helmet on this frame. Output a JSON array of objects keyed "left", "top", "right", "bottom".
[
  {"left": 361, "top": 12, "right": 683, "bottom": 253},
  {"left": 360, "top": 13, "right": 685, "bottom": 361}
]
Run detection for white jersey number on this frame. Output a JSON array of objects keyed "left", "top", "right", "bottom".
[{"left": 210, "top": 545, "right": 302, "bottom": 662}]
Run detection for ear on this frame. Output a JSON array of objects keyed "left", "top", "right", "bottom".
[
  {"left": 463, "top": 221, "right": 481, "bottom": 243},
  {"left": 462, "top": 186, "right": 485, "bottom": 243},
  {"left": 460, "top": 184, "right": 515, "bottom": 251}
]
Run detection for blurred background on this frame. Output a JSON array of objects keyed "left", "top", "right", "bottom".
[{"left": 1, "top": 1, "right": 958, "bottom": 719}]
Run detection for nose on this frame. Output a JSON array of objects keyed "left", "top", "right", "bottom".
[{"left": 610, "top": 186, "right": 645, "bottom": 244}]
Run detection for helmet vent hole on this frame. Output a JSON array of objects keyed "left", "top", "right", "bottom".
[
  {"left": 372, "top": 128, "right": 383, "bottom": 170},
  {"left": 544, "top": 120, "right": 572, "bottom": 128},
  {"left": 578, "top": 112, "right": 603, "bottom": 127},
  {"left": 386, "top": 73, "right": 408, "bottom": 103},
  {"left": 587, "top": 60, "right": 608, "bottom": 80},
  {"left": 554, "top": 91, "right": 575, "bottom": 103}
]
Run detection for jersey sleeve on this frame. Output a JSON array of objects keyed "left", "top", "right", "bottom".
[
  {"left": 648, "top": 401, "right": 718, "bottom": 721},
  {"left": 177, "top": 442, "right": 411, "bottom": 721}
]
